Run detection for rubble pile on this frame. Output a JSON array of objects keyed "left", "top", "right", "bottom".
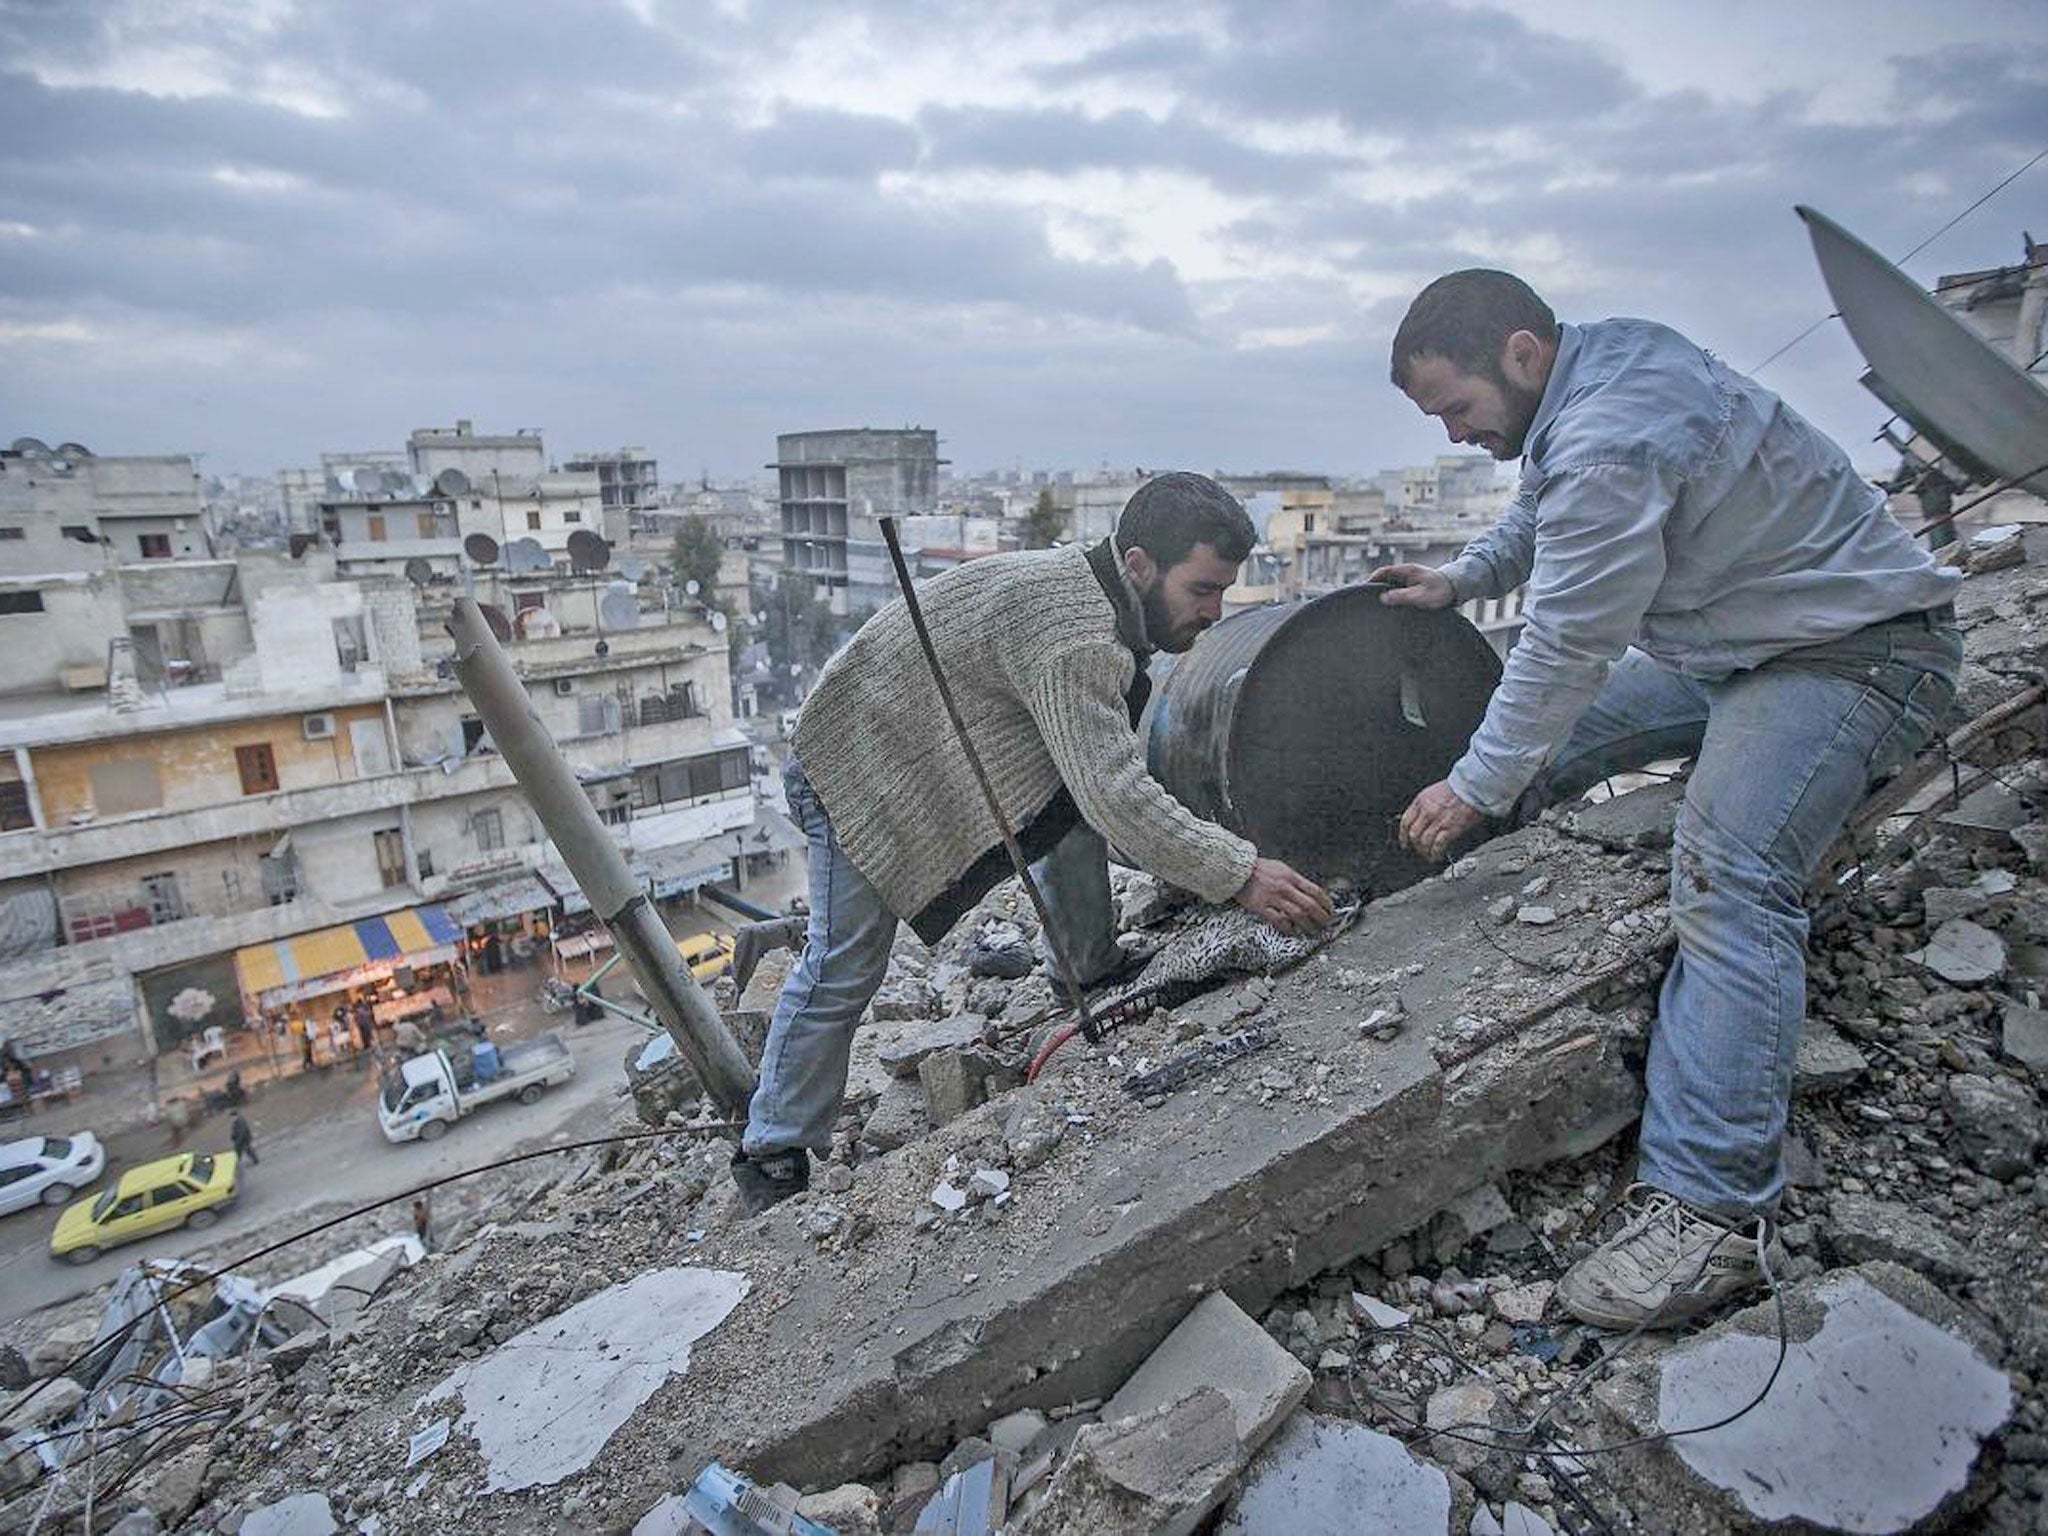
[{"left": 2, "top": 542, "right": 2046, "bottom": 1534}]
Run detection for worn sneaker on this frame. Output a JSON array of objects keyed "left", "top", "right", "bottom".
[
  {"left": 730, "top": 1148, "right": 810, "bottom": 1214},
  {"left": 1557, "top": 1185, "right": 1782, "bottom": 1331}
]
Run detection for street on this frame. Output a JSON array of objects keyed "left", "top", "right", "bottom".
[{"left": 0, "top": 1007, "right": 655, "bottom": 1326}]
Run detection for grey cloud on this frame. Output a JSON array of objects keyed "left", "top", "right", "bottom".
[
  {"left": 734, "top": 107, "right": 923, "bottom": 181},
  {"left": 918, "top": 103, "right": 1342, "bottom": 193}
]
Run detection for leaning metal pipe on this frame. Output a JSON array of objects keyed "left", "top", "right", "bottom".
[{"left": 448, "top": 599, "right": 757, "bottom": 1114}]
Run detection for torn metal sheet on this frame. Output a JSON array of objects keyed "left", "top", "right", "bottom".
[{"left": 1122, "top": 1028, "right": 1276, "bottom": 1098}]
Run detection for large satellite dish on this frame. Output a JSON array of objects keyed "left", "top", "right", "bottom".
[
  {"left": 508, "top": 537, "right": 551, "bottom": 573},
  {"left": 478, "top": 604, "right": 514, "bottom": 643},
  {"left": 710, "top": 610, "right": 728, "bottom": 633},
  {"left": 11, "top": 437, "right": 50, "bottom": 458},
  {"left": 684, "top": 579, "right": 701, "bottom": 597},
  {"left": 599, "top": 585, "right": 640, "bottom": 630},
  {"left": 1800, "top": 206, "right": 2048, "bottom": 500},
  {"left": 464, "top": 533, "right": 501, "bottom": 566},
  {"left": 403, "top": 557, "right": 434, "bottom": 586},
  {"left": 349, "top": 466, "right": 381, "bottom": 495},
  {"left": 617, "top": 555, "right": 649, "bottom": 582},
  {"left": 436, "top": 467, "right": 471, "bottom": 497},
  {"left": 55, "top": 442, "right": 92, "bottom": 459},
  {"left": 567, "top": 528, "right": 611, "bottom": 573},
  {"left": 380, "top": 468, "right": 410, "bottom": 494}
]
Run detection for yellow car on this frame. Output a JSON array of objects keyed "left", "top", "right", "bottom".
[
  {"left": 49, "top": 1151, "right": 239, "bottom": 1266},
  {"left": 677, "top": 931, "right": 736, "bottom": 983}
]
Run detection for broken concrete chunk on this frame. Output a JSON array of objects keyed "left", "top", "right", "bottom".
[
  {"left": 1489, "top": 1280, "right": 1553, "bottom": 1325},
  {"left": 1, "top": 1375, "right": 83, "bottom": 1434},
  {"left": 794, "top": 1482, "right": 882, "bottom": 1534},
  {"left": 877, "top": 1016, "right": 987, "bottom": 1078},
  {"left": 1500, "top": 1503, "right": 1556, "bottom": 1536},
  {"left": 920, "top": 1048, "right": 991, "bottom": 1126},
  {"left": 1792, "top": 1020, "right": 1869, "bottom": 1095},
  {"left": 1945, "top": 1071, "right": 2042, "bottom": 1180},
  {"left": 967, "top": 1168, "right": 1011, "bottom": 1202},
  {"left": 1825, "top": 1193, "right": 1980, "bottom": 1286},
  {"left": 1515, "top": 904, "right": 1558, "bottom": 927},
  {"left": 1002, "top": 1093, "right": 1066, "bottom": 1170},
  {"left": 1102, "top": 1292, "right": 1311, "bottom": 1460},
  {"left": 1908, "top": 917, "right": 2007, "bottom": 984},
  {"left": 861, "top": 1076, "right": 930, "bottom": 1153},
  {"left": 238, "top": 1492, "right": 340, "bottom": 1536},
  {"left": 1424, "top": 1379, "right": 1520, "bottom": 1496},
  {"left": 914, "top": 1455, "right": 1010, "bottom": 1535},
  {"left": 1218, "top": 1411, "right": 1451, "bottom": 1535},
  {"left": 1590, "top": 1265, "right": 2010, "bottom": 1534},
  {"left": 1351, "top": 1292, "right": 1412, "bottom": 1330},
  {"left": 930, "top": 1181, "right": 969, "bottom": 1214},
  {"left": 987, "top": 1407, "right": 1049, "bottom": 1458},
  {"left": 870, "top": 977, "right": 943, "bottom": 1022},
  {"left": 2000, "top": 1000, "right": 2048, "bottom": 1072},
  {"left": 1015, "top": 1387, "right": 1240, "bottom": 1536}
]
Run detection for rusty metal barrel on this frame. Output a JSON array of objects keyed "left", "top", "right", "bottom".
[{"left": 1143, "top": 587, "right": 1502, "bottom": 891}]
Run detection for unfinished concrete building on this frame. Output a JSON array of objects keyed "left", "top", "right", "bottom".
[{"left": 774, "top": 428, "right": 944, "bottom": 616}]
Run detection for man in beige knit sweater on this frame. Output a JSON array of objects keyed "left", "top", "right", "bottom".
[{"left": 733, "top": 472, "right": 1334, "bottom": 1210}]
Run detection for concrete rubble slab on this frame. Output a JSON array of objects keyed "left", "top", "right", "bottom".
[
  {"left": 421, "top": 1266, "right": 748, "bottom": 1494},
  {"left": 1217, "top": 1410, "right": 1453, "bottom": 1535},
  {"left": 1792, "top": 1019, "right": 1869, "bottom": 1095},
  {"left": 1101, "top": 1291, "right": 1310, "bottom": 1451},
  {"left": 1907, "top": 917, "right": 2007, "bottom": 984},
  {"left": 2000, "top": 999, "right": 2048, "bottom": 1071},
  {"left": 1587, "top": 1263, "right": 2011, "bottom": 1535},
  {"left": 239, "top": 1492, "right": 340, "bottom": 1536},
  {"left": 1015, "top": 1386, "right": 1241, "bottom": 1536}
]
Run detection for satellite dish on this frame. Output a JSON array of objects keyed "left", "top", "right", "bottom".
[
  {"left": 1800, "top": 206, "right": 2048, "bottom": 500},
  {"left": 508, "top": 537, "right": 550, "bottom": 573},
  {"left": 617, "top": 556, "right": 648, "bottom": 582},
  {"left": 403, "top": 557, "right": 434, "bottom": 585},
  {"left": 567, "top": 528, "right": 610, "bottom": 572},
  {"left": 436, "top": 467, "right": 471, "bottom": 497},
  {"left": 685, "top": 579, "right": 701, "bottom": 596},
  {"left": 11, "top": 437, "right": 50, "bottom": 459},
  {"left": 710, "top": 610, "right": 728, "bottom": 633},
  {"left": 380, "top": 468, "right": 409, "bottom": 494},
  {"left": 464, "top": 533, "right": 501, "bottom": 566},
  {"left": 599, "top": 588, "right": 640, "bottom": 630},
  {"left": 411, "top": 474, "right": 435, "bottom": 497},
  {"left": 55, "top": 442, "right": 92, "bottom": 458},
  {"left": 479, "top": 603, "right": 514, "bottom": 643}
]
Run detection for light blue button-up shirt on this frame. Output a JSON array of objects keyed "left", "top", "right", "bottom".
[{"left": 1437, "top": 318, "right": 1961, "bottom": 817}]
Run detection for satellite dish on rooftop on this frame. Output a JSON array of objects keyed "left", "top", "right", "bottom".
[
  {"left": 710, "top": 610, "right": 727, "bottom": 633},
  {"left": 403, "top": 557, "right": 434, "bottom": 586},
  {"left": 436, "top": 467, "right": 471, "bottom": 497},
  {"left": 350, "top": 466, "right": 384, "bottom": 495},
  {"left": 684, "top": 579, "right": 701, "bottom": 596},
  {"left": 1799, "top": 206, "right": 2048, "bottom": 501},
  {"left": 508, "top": 537, "right": 551, "bottom": 573},
  {"left": 380, "top": 468, "right": 409, "bottom": 494},
  {"left": 464, "top": 533, "right": 501, "bottom": 566},
  {"left": 11, "top": 437, "right": 50, "bottom": 459},
  {"left": 55, "top": 442, "right": 92, "bottom": 459},
  {"left": 599, "top": 586, "right": 639, "bottom": 630},
  {"left": 567, "top": 528, "right": 611, "bottom": 572},
  {"left": 617, "top": 555, "right": 649, "bottom": 582},
  {"left": 479, "top": 603, "right": 514, "bottom": 643}
]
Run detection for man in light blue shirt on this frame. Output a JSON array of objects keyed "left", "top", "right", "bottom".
[{"left": 1374, "top": 269, "right": 1960, "bottom": 1330}]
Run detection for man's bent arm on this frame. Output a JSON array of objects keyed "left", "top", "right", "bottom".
[{"left": 1437, "top": 482, "right": 1539, "bottom": 602}]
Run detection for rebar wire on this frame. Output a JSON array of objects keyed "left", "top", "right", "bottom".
[
  {"left": 8, "top": 1119, "right": 745, "bottom": 1427},
  {"left": 1749, "top": 142, "right": 2048, "bottom": 374}
]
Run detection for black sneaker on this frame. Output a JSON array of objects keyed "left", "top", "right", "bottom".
[{"left": 730, "top": 1148, "right": 810, "bottom": 1214}]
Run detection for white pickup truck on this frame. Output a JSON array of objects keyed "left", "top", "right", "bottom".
[{"left": 377, "top": 1032, "right": 577, "bottom": 1144}]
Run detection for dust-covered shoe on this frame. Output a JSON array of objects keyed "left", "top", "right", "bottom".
[
  {"left": 730, "top": 1148, "right": 810, "bottom": 1214},
  {"left": 1557, "top": 1184, "right": 1782, "bottom": 1331}
]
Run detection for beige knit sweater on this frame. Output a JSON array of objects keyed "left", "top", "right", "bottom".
[{"left": 791, "top": 543, "right": 1257, "bottom": 926}]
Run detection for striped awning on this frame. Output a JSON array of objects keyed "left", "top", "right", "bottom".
[{"left": 235, "top": 905, "right": 464, "bottom": 1000}]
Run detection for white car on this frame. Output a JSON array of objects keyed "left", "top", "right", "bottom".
[{"left": 0, "top": 1134, "right": 107, "bottom": 1216}]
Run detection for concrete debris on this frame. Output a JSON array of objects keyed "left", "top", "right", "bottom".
[
  {"left": 1589, "top": 1265, "right": 2010, "bottom": 1534},
  {"left": 1945, "top": 1071, "right": 2042, "bottom": 1179},
  {"left": 1352, "top": 1291, "right": 1412, "bottom": 1330},
  {"left": 795, "top": 1480, "right": 884, "bottom": 1534},
  {"left": 421, "top": 1266, "right": 748, "bottom": 1493},
  {"left": 877, "top": 1016, "right": 987, "bottom": 1079},
  {"left": 920, "top": 1047, "right": 993, "bottom": 1125},
  {"left": 1218, "top": 1411, "right": 1452, "bottom": 1535},
  {"left": 1825, "top": 1194, "right": 1981, "bottom": 1284},
  {"left": 240, "top": 1491, "right": 341, "bottom": 1536},
  {"left": 1908, "top": 917, "right": 2007, "bottom": 983},
  {"left": 871, "top": 977, "right": 943, "bottom": 1022},
  {"left": 1499, "top": 1503, "right": 1557, "bottom": 1536},
  {"left": 862, "top": 1075, "right": 931, "bottom": 1152},
  {"left": 1101, "top": 1292, "right": 1311, "bottom": 1459},
  {"left": 966, "top": 1167, "right": 1010, "bottom": 1201},
  {"left": 929, "top": 1180, "right": 968, "bottom": 1214},
  {"left": 913, "top": 1454, "right": 1008, "bottom": 1535},
  {"left": 1015, "top": 1387, "right": 1241, "bottom": 1536},
  {"left": 1516, "top": 904, "right": 1558, "bottom": 926},
  {"left": 2001, "top": 999, "right": 2048, "bottom": 1072},
  {"left": 986, "top": 1408, "right": 1048, "bottom": 1458}
]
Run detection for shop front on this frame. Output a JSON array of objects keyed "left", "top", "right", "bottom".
[
  {"left": 233, "top": 905, "right": 468, "bottom": 1070},
  {"left": 445, "top": 875, "right": 557, "bottom": 977}
]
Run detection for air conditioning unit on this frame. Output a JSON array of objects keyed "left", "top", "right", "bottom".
[
  {"left": 302, "top": 712, "right": 336, "bottom": 741},
  {"left": 553, "top": 678, "right": 576, "bottom": 696}
]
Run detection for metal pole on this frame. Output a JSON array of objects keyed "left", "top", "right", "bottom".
[
  {"left": 447, "top": 599, "right": 757, "bottom": 1113},
  {"left": 878, "top": 518, "right": 1100, "bottom": 1044}
]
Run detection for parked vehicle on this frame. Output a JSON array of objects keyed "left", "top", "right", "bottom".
[
  {"left": 49, "top": 1151, "right": 239, "bottom": 1265},
  {"left": 377, "top": 1031, "right": 576, "bottom": 1143},
  {"left": 0, "top": 1133, "right": 106, "bottom": 1216},
  {"left": 677, "top": 931, "right": 736, "bottom": 983}
]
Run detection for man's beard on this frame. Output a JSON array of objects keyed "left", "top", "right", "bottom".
[
  {"left": 1141, "top": 580, "right": 1201, "bottom": 654},
  {"left": 1497, "top": 376, "right": 1545, "bottom": 458}
]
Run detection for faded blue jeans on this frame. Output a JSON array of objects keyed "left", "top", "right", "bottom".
[
  {"left": 1525, "top": 613, "right": 1960, "bottom": 1221},
  {"left": 744, "top": 758, "right": 1118, "bottom": 1156}
]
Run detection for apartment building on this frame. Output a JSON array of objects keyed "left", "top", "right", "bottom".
[{"left": 773, "top": 428, "right": 944, "bottom": 615}]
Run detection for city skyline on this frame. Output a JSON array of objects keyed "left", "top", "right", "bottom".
[{"left": 2, "top": 0, "right": 2044, "bottom": 481}]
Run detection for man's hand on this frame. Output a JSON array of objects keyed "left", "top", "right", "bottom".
[
  {"left": 1366, "top": 563, "right": 1456, "bottom": 610},
  {"left": 1398, "top": 780, "right": 1483, "bottom": 862},
  {"left": 1233, "top": 857, "right": 1336, "bottom": 937}
]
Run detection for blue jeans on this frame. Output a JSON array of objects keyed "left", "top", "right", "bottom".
[
  {"left": 1530, "top": 617, "right": 1960, "bottom": 1221},
  {"left": 744, "top": 758, "right": 1119, "bottom": 1155}
]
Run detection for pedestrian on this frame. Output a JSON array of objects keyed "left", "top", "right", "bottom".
[
  {"left": 1377, "top": 268, "right": 1960, "bottom": 1330},
  {"left": 353, "top": 1000, "right": 376, "bottom": 1053},
  {"left": 162, "top": 1095, "right": 191, "bottom": 1149},
  {"left": 411, "top": 1195, "right": 434, "bottom": 1254},
  {"left": 730, "top": 473, "right": 1333, "bottom": 1213},
  {"left": 229, "top": 1109, "right": 259, "bottom": 1166}
]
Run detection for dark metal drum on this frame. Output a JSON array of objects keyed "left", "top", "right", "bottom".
[{"left": 1143, "top": 586, "right": 1502, "bottom": 891}]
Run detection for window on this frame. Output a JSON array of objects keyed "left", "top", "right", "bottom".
[
  {"left": 513, "top": 591, "right": 545, "bottom": 613},
  {"left": 0, "top": 1167, "right": 30, "bottom": 1188},
  {"left": 472, "top": 808, "right": 504, "bottom": 851},
  {"left": 61, "top": 525, "right": 92, "bottom": 542},
  {"left": 416, "top": 847, "right": 435, "bottom": 879},
  {"left": 374, "top": 828, "right": 407, "bottom": 888},
  {"left": 366, "top": 514, "right": 387, "bottom": 542},
  {"left": 140, "top": 873, "right": 184, "bottom": 924},
  {"left": 416, "top": 512, "right": 438, "bottom": 538},
  {"left": 149, "top": 1184, "right": 185, "bottom": 1208},
  {"left": 89, "top": 759, "right": 162, "bottom": 814},
  {"left": 0, "top": 527, "right": 23, "bottom": 541},
  {"left": 526, "top": 511, "right": 542, "bottom": 530},
  {"left": 138, "top": 533, "right": 172, "bottom": 559},
  {"left": 0, "top": 593, "right": 45, "bottom": 615},
  {"left": 0, "top": 781, "right": 30, "bottom": 832},
  {"left": 108, "top": 1194, "right": 146, "bottom": 1221},
  {"left": 563, "top": 510, "right": 581, "bottom": 524},
  {"left": 235, "top": 743, "right": 279, "bottom": 796}
]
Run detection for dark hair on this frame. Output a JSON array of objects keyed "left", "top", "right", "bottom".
[
  {"left": 1113, "top": 472, "right": 1256, "bottom": 569},
  {"left": 1389, "top": 269, "right": 1556, "bottom": 389}
]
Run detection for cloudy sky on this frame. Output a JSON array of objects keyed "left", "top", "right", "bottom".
[{"left": 2, "top": 0, "right": 2044, "bottom": 485}]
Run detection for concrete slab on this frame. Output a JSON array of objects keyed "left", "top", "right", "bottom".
[
  {"left": 1016, "top": 1387, "right": 1240, "bottom": 1536},
  {"left": 1217, "top": 1411, "right": 1452, "bottom": 1535},
  {"left": 2000, "top": 999, "right": 2048, "bottom": 1071},
  {"left": 422, "top": 1266, "right": 748, "bottom": 1494},
  {"left": 1101, "top": 1292, "right": 1309, "bottom": 1451},
  {"left": 1792, "top": 1020, "right": 1869, "bottom": 1095},
  {"left": 239, "top": 1492, "right": 339, "bottom": 1536},
  {"left": 1589, "top": 1264, "right": 2011, "bottom": 1534}
]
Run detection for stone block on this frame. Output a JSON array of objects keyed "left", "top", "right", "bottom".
[
  {"left": 1102, "top": 1292, "right": 1310, "bottom": 1456},
  {"left": 861, "top": 1076, "right": 930, "bottom": 1153},
  {"left": 2000, "top": 1000, "right": 2048, "bottom": 1072},
  {"left": 870, "top": 978, "right": 942, "bottom": 1023},
  {"left": 1907, "top": 918, "right": 2006, "bottom": 984},
  {"left": 1, "top": 1375, "right": 82, "bottom": 1434},
  {"left": 919, "top": 1049, "right": 989, "bottom": 1126},
  {"left": 1217, "top": 1411, "right": 1451, "bottom": 1535},
  {"left": 1945, "top": 1071, "right": 2042, "bottom": 1180},
  {"left": 1825, "top": 1193, "right": 1979, "bottom": 1283},
  {"left": 1587, "top": 1265, "right": 2010, "bottom": 1535},
  {"left": 878, "top": 1016, "right": 986, "bottom": 1078},
  {"left": 1792, "top": 1020, "right": 1868, "bottom": 1096},
  {"left": 1016, "top": 1387, "right": 1241, "bottom": 1536}
]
